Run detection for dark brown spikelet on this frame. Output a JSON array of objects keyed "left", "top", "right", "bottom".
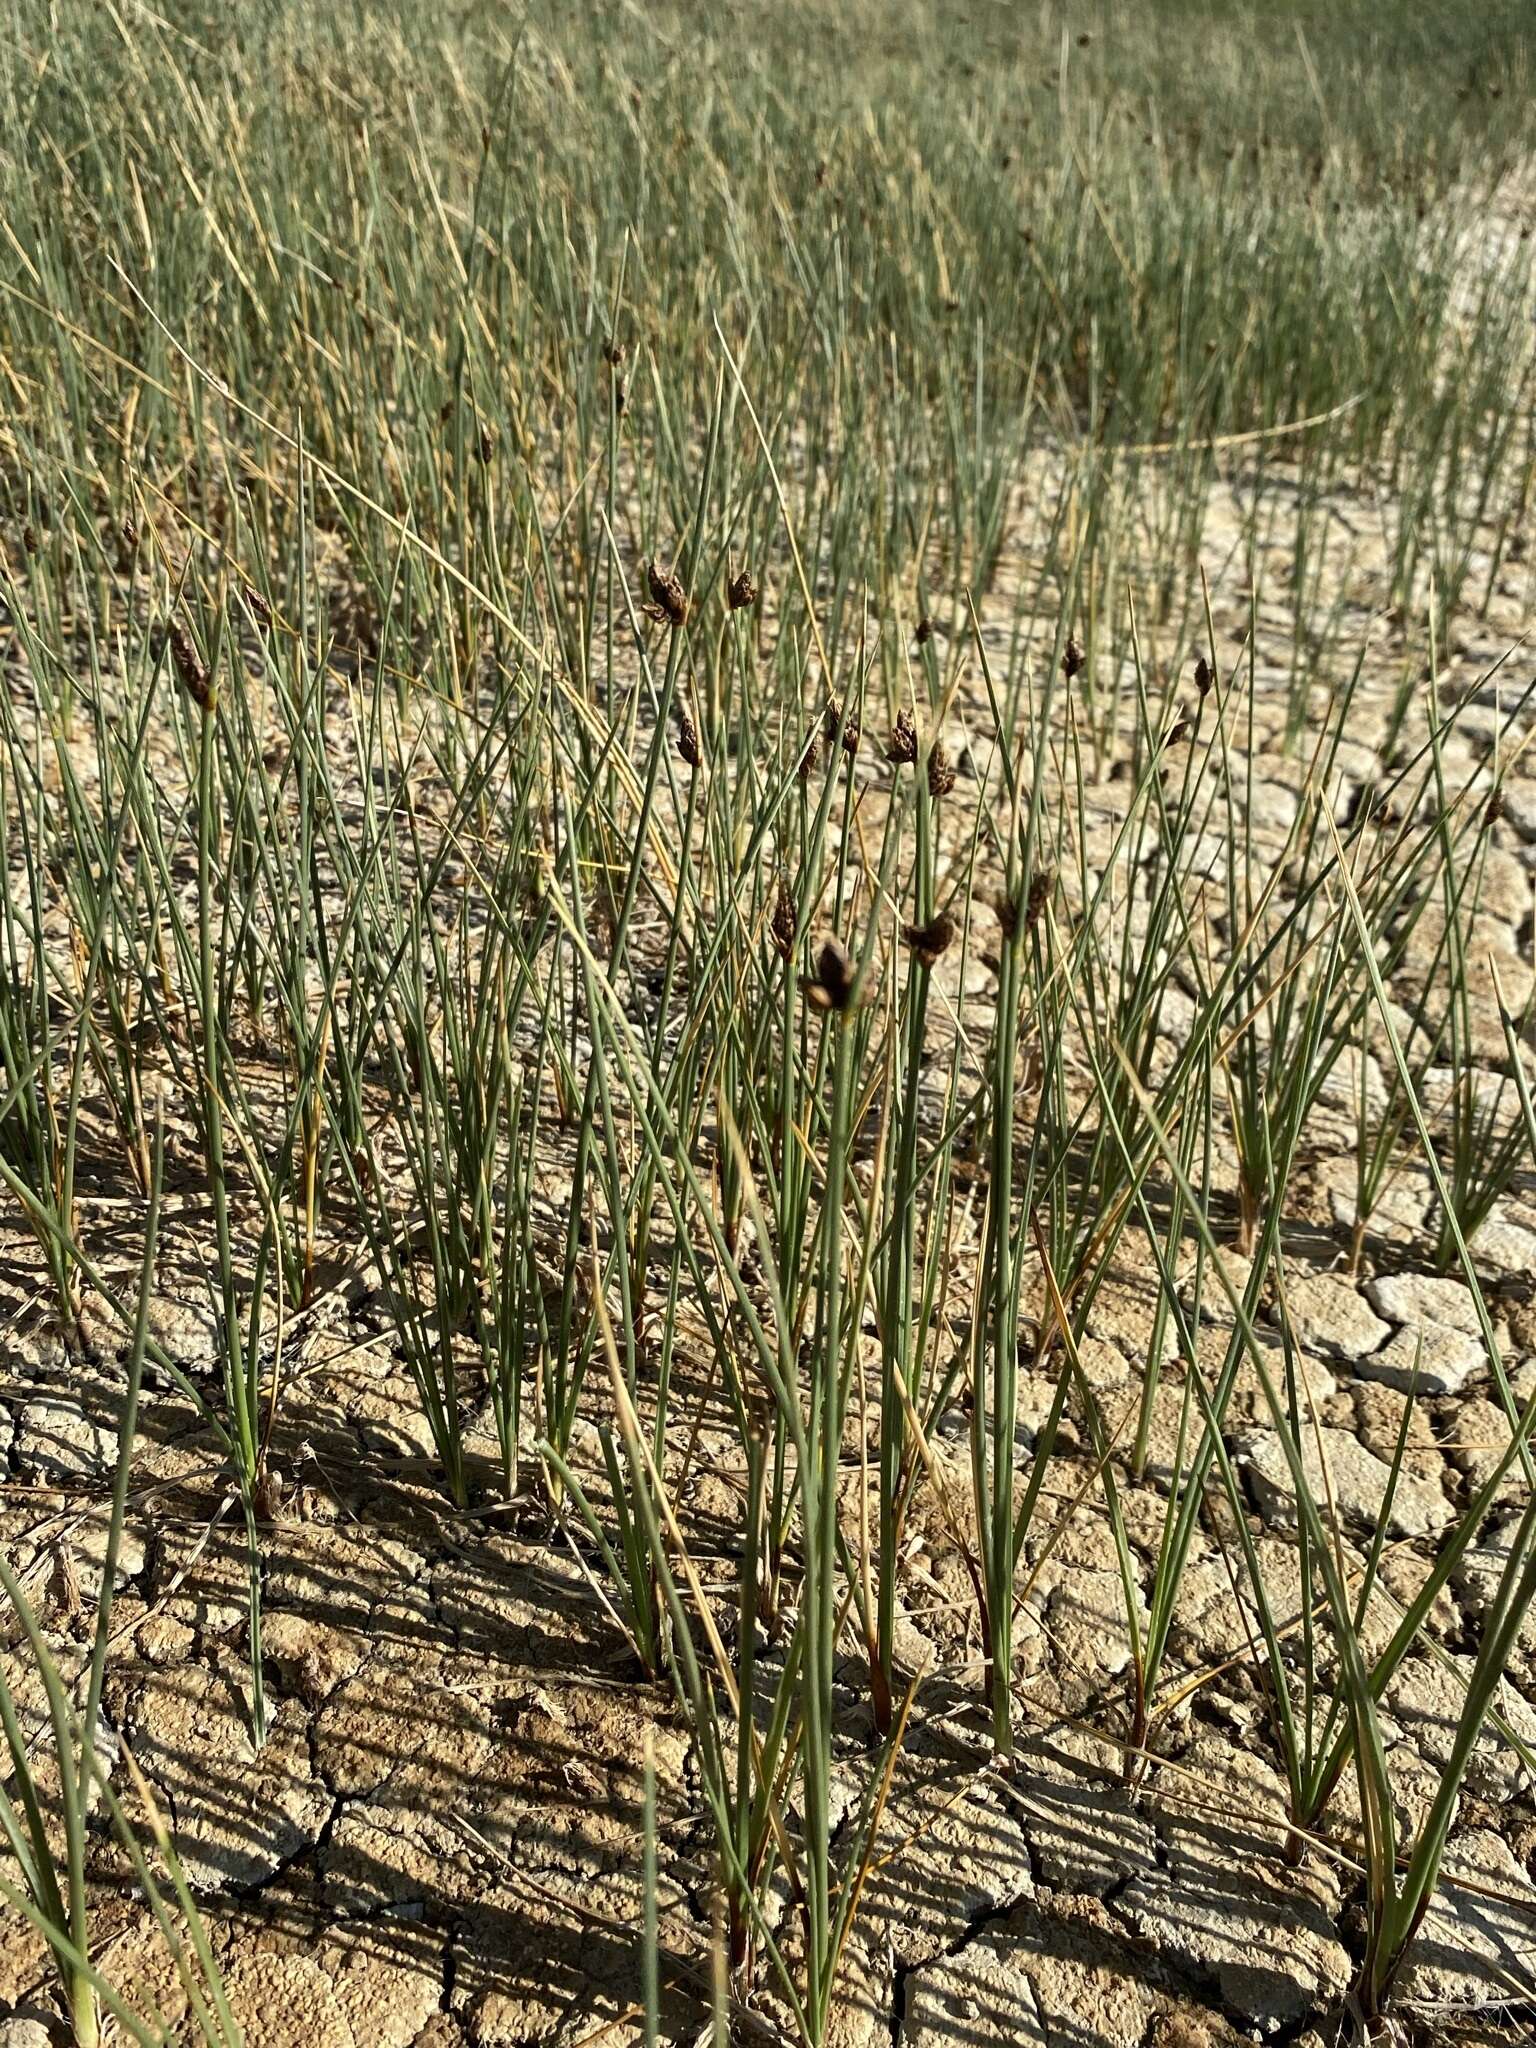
[
  {"left": 825, "top": 700, "right": 860, "bottom": 757},
  {"left": 993, "top": 892, "right": 1019, "bottom": 942},
  {"left": 603, "top": 337, "right": 627, "bottom": 367},
  {"left": 677, "top": 704, "right": 701, "bottom": 768},
  {"left": 728, "top": 566, "right": 758, "bottom": 611},
  {"left": 1194, "top": 654, "right": 1214, "bottom": 697},
  {"left": 241, "top": 585, "right": 273, "bottom": 631},
  {"left": 1486, "top": 789, "right": 1507, "bottom": 829},
  {"left": 1025, "top": 869, "right": 1053, "bottom": 931},
  {"left": 1061, "top": 635, "right": 1084, "bottom": 680},
  {"left": 169, "top": 623, "right": 214, "bottom": 713},
  {"left": 477, "top": 425, "right": 495, "bottom": 465},
  {"left": 1165, "top": 717, "right": 1193, "bottom": 748},
  {"left": 771, "top": 880, "right": 797, "bottom": 960},
  {"left": 902, "top": 912, "right": 955, "bottom": 968},
  {"left": 613, "top": 375, "right": 628, "bottom": 416},
  {"left": 915, "top": 616, "right": 934, "bottom": 645},
  {"left": 647, "top": 559, "right": 688, "bottom": 626},
  {"left": 887, "top": 707, "right": 919, "bottom": 764},
  {"left": 802, "top": 937, "right": 858, "bottom": 1013},
  {"left": 797, "top": 727, "right": 821, "bottom": 782},
  {"left": 927, "top": 740, "right": 956, "bottom": 798},
  {"left": 21, "top": 524, "right": 38, "bottom": 556}
]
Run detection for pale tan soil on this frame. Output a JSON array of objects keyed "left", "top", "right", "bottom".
[{"left": 6, "top": 374, "right": 1536, "bottom": 2046}]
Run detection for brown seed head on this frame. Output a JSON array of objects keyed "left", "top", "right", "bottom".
[
  {"left": 1165, "top": 717, "right": 1193, "bottom": 748},
  {"left": 1486, "top": 789, "right": 1507, "bottom": 829},
  {"left": 647, "top": 559, "right": 688, "bottom": 626},
  {"left": 677, "top": 704, "right": 701, "bottom": 768},
  {"left": 120, "top": 516, "right": 140, "bottom": 553},
  {"left": 168, "top": 622, "right": 214, "bottom": 713},
  {"left": 613, "top": 375, "right": 628, "bottom": 416},
  {"left": 825, "top": 699, "right": 860, "bottom": 757},
  {"left": 802, "top": 936, "right": 858, "bottom": 1013},
  {"left": 1194, "top": 654, "right": 1214, "bottom": 697},
  {"left": 887, "top": 707, "right": 919, "bottom": 764},
  {"left": 993, "top": 892, "right": 1019, "bottom": 942},
  {"left": 915, "top": 616, "right": 934, "bottom": 645},
  {"left": 927, "top": 740, "right": 956, "bottom": 798},
  {"left": 22, "top": 525, "right": 38, "bottom": 556},
  {"left": 728, "top": 566, "right": 758, "bottom": 611},
  {"left": 240, "top": 584, "right": 273, "bottom": 630},
  {"left": 797, "top": 727, "right": 821, "bottom": 782},
  {"left": 903, "top": 912, "right": 955, "bottom": 968},
  {"left": 1026, "top": 869, "right": 1053, "bottom": 931},
  {"left": 1061, "top": 635, "right": 1084, "bottom": 680},
  {"left": 603, "top": 337, "right": 627, "bottom": 367},
  {"left": 477, "top": 425, "right": 494, "bottom": 465},
  {"left": 771, "top": 880, "right": 797, "bottom": 960}
]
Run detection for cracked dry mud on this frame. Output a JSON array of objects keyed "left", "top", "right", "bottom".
[{"left": 8, "top": 257, "right": 1536, "bottom": 2048}]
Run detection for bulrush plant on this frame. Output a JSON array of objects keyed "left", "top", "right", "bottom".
[
  {"left": 542, "top": 858, "right": 904, "bottom": 2038},
  {"left": 1420, "top": 760, "right": 1536, "bottom": 1275},
  {"left": 0, "top": 1125, "right": 239, "bottom": 2048},
  {"left": 0, "top": 731, "right": 86, "bottom": 1332},
  {"left": 1052, "top": 653, "right": 1528, "bottom": 1792},
  {"left": 871, "top": 686, "right": 956, "bottom": 1734},
  {"left": 967, "top": 648, "right": 1056, "bottom": 1762},
  {"left": 1128, "top": 1050, "right": 1536, "bottom": 2039},
  {"left": 6, "top": 0, "right": 1536, "bottom": 2036}
]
